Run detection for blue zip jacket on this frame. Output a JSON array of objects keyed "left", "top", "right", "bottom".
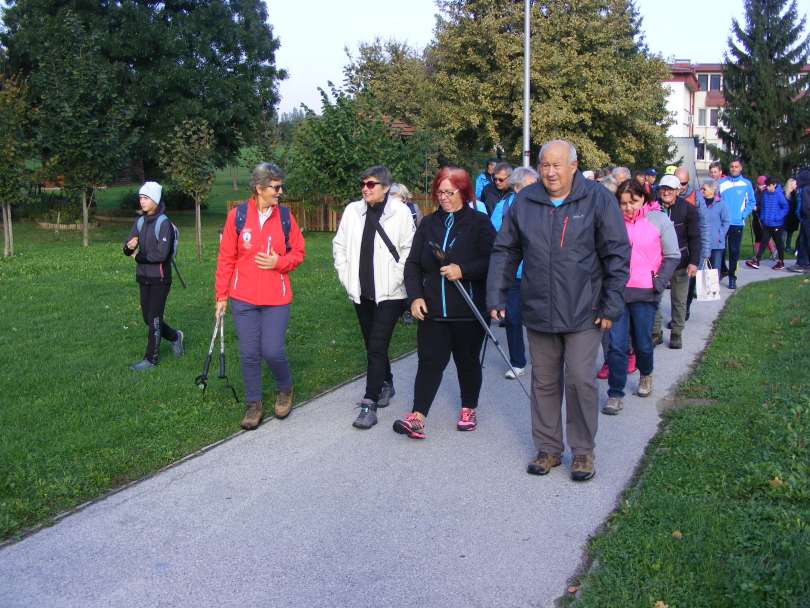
[
  {"left": 700, "top": 196, "right": 730, "bottom": 258},
  {"left": 718, "top": 174, "right": 756, "bottom": 226},
  {"left": 475, "top": 171, "right": 492, "bottom": 201},
  {"left": 760, "top": 184, "right": 789, "bottom": 228},
  {"left": 491, "top": 192, "right": 523, "bottom": 279}
]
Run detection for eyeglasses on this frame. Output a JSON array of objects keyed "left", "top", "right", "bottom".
[
  {"left": 437, "top": 189, "right": 459, "bottom": 198},
  {"left": 360, "top": 181, "right": 382, "bottom": 189},
  {"left": 264, "top": 184, "right": 284, "bottom": 192}
]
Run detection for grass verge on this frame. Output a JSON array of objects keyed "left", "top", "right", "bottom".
[
  {"left": 0, "top": 221, "right": 415, "bottom": 541},
  {"left": 567, "top": 276, "right": 810, "bottom": 608}
]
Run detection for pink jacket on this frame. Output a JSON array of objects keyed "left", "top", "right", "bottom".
[{"left": 623, "top": 205, "right": 680, "bottom": 302}]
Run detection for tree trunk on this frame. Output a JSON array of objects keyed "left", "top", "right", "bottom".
[
  {"left": 195, "top": 200, "right": 202, "bottom": 261},
  {"left": 7, "top": 205, "right": 13, "bottom": 256},
  {"left": 2, "top": 203, "right": 10, "bottom": 258},
  {"left": 230, "top": 165, "right": 238, "bottom": 191},
  {"left": 81, "top": 190, "right": 89, "bottom": 247}
]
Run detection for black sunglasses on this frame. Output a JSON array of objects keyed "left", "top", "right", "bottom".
[{"left": 360, "top": 180, "right": 382, "bottom": 189}]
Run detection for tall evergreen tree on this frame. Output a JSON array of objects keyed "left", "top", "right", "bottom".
[{"left": 719, "top": 0, "right": 810, "bottom": 178}]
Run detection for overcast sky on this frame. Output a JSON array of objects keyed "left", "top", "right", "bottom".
[{"left": 268, "top": 1, "right": 790, "bottom": 115}]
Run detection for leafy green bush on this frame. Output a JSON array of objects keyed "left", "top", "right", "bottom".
[
  {"left": 29, "top": 191, "right": 83, "bottom": 223},
  {"left": 118, "top": 189, "right": 206, "bottom": 211}
]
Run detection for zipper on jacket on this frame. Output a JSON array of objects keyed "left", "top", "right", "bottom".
[
  {"left": 560, "top": 216, "right": 569, "bottom": 248},
  {"left": 440, "top": 213, "right": 454, "bottom": 318}
]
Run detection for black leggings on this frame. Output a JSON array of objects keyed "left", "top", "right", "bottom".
[
  {"left": 755, "top": 227, "right": 785, "bottom": 262},
  {"left": 412, "top": 319, "right": 485, "bottom": 417},
  {"left": 139, "top": 282, "right": 177, "bottom": 363}
]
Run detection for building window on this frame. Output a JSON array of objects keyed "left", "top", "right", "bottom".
[
  {"left": 698, "top": 74, "right": 708, "bottom": 91},
  {"left": 710, "top": 109, "right": 719, "bottom": 127},
  {"left": 698, "top": 109, "right": 706, "bottom": 126},
  {"left": 696, "top": 143, "right": 705, "bottom": 161},
  {"left": 710, "top": 74, "right": 722, "bottom": 91}
]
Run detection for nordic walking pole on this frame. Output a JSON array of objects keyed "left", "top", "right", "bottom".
[
  {"left": 195, "top": 314, "right": 221, "bottom": 393},
  {"left": 428, "top": 241, "right": 531, "bottom": 400}
]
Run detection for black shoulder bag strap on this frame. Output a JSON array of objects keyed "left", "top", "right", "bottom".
[{"left": 366, "top": 207, "right": 400, "bottom": 263}]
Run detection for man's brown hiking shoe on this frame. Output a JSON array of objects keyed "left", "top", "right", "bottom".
[
  {"left": 274, "top": 388, "right": 294, "bottom": 419},
  {"left": 240, "top": 400, "right": 263, "bottom": 430},
  {"left": 527, "top": 451, "right": 561, "bottom": 476},
  {"left": 637, "top": 374, "right": 653, "bottom": 397},
  {"left": 571, "top": 454, "right": 595, "bottom": 482}
]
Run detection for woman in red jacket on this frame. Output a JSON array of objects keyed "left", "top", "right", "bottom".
[{"left": 215, "top": 163, "right": 306, "bottom": 430}]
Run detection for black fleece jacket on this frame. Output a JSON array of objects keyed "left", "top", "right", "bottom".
[
  {"left": 123, "top": 202, "right": 174, "bottom": 284},
  {"left": 404, "top": 204, "right": 495, "bottom": 320}
]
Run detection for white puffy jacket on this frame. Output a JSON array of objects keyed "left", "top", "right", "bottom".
[{"left": 332, "top": 198, "right": 415, "bottom": 304}]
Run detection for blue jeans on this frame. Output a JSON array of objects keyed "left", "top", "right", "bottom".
[
  {"left": 505, "top": 280, "right": 527, "bottom": 368},
  {"left": 708, "top": 248, "right": 724, "bottom": 271},
  {"left": 607, "top": 302, "right": 657, "bottom": 398}
]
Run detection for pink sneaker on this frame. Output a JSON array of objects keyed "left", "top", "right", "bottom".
[
  {"left": 457, "top": 407, "right": 477, "bottom": 431},
  {"left": 393, "top": 412, "right": 426, "bottom": 439},
  {"left": 627, "top": 353, "right": 637, "bottom": 374},
  {"left": 597, "top": 363, "right": 609, "bottom": 380}
]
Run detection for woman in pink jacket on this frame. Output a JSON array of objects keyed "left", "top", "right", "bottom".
[
  {"left": 602, "top": 180, "right": 680, "bottom": 415},
  {"left": 215, "top": 163, "right": 306, "bottom": 430}
]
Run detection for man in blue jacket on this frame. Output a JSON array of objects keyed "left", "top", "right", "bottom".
[
  {"left": 788, "top": 169, "right": 810, "bottom": 273},
  {"left": 717, "top": 159, "right": 756, "bottom": 289},
  {"left": 474, "top": 158, "right": 497, "bottom": 200},
  {"left": 487, "top": 140, "right": 630, "bottom": 482}
]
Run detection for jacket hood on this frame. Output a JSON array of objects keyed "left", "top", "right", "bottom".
[{"left": 797, "top": 169, "right": 810, "bottom": 189}]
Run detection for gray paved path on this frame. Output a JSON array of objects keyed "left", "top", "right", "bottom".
[{"left": 0, "top": 266, "right": 794, "bottom": 608}]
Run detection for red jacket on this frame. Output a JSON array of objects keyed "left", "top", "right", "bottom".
[{"left": 215, "top": 199, "right": 305, "bottom": 305}]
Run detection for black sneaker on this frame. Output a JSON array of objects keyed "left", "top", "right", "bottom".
[
  {"left": 745, "top": 258, "right": 760, "bottom": 269},
  {"left": 377, "top": 381, "right": 395, "bottom": 408},
  {"left": 352, "top": 399, "right": 378, "bottom": 429},
  {"left": 788, "top": 264, "right": 809, "bottom": 273},
  {"left": 728, "top": 277, "right": 737, "bottom": 290}
]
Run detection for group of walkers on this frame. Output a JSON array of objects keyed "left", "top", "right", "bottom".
[{"left": 122, "top": 144, "right": 810, "bottom": 483}]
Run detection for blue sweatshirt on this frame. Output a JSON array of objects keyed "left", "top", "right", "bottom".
[{"left": 718, "top": 174, "right": 756, "bottom": 226}]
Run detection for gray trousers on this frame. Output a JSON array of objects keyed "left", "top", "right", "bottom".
[
  {"left": 653, "top": 267, "right": 689, "bottom": 336},
  {"left": 526, "top": 327, "right": 602, "bottom": 457}
]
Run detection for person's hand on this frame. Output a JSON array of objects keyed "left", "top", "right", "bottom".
[
  {"left": 126, "top": 236, "right": 139, "bottom": 251},
  {"left": 440, "top": 263, "right": 462, "bottom": 281},
  {"left": 490, "top": 309, "right": 506, "bottom": 321},
  {"left": 255, "top": 249, "right": 279, "bottom": 270},
  {"left": 215, "top": 300, "right": 228, "bottom": 319},
  {"left": 687, "top": 263, "right": 698, "bottom": 278},
  {"left": 595, "top": 317, "right": 612, "bottom": 331},
  {"left": 411, "top": 298, "right": 428, "bottom": 321}
]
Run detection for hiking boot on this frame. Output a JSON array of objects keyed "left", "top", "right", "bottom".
[
  {"left": 627, "top": 352, "right": 637, "bottom": 373},
  {"left": 505, "top": 366, "right": 526, "bottom": 379},
  {"left": 637, "top": 374, "right": 653, "bottom": 397},
  {"left": 745, "top": 258, "right": 760, "bottom": 269},
  {"left": 773, "top": 261, "right": 785, "bottom": 271},
  {"left": 352, "top": 399, "right": 378, "bottom": 429},
  {"left": 669, "top": 333, "right": 682, "bottom": 349},
  {"left": 240, "top": 400, "right": 263, "bottom": 430},
  {"left": 652, "top": 332, "right": 663, "bottom": 347},
  {"left": 393, "top": 412, "right": 426, "bottom": 439},
  {"left": 171, "top": 330, "right": 185, "bottom": 357},
  {"left": 571, "top": 454, "right": 596, "bottom": 482},
  {"left": 377, "top": 381, "right": 395, "bottom": 408},
  {"left": 527, "top": 451, "right": 561, "bottom": 476},
  {"left": 601, "top": 397, "right": 623, "bottom": 415},
  {"left": 274, "top": 387, "right": 294, "bottom": 419},
  {"left": 596, "top": 362, "right": 609, "bottom": 379},
  {"left": 728, "top": 277, "right": 737, "bottom": 289},
  {"left": 130, "top": 359, "right": 156, "bottom": 371},
  {"left": 457, "top": 407, "right": 477, "bottom": 431}
]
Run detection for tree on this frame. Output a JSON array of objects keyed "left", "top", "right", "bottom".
[
  {"left": 285, "top": 85, "right": 437, "bottom": 206},
  {"left": 718, "top": 0, "right": 810, "bottom": 178},
  {"left": 2, "top": 0, "right": 286, "bottom": 172},
  {"left": 0, "top": 75, "right": 32, "bottom": 257},
  {"left": 33, "top": 12, "right": 137, "bottom": 248},
  {"left": 158, "top": 119, "right": 216, "bottom": 261}
]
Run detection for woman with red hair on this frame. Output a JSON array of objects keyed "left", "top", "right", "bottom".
[{"left": 393, "top": 167, "right": 495, "bottom": 439}]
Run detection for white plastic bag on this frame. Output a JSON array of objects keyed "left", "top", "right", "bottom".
[{"left": 696, "top": 264, "right": 721, "bottom": 301}]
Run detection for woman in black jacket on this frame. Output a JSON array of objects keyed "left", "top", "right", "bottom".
[
  {"left": 393, "top": 167, "right": 495, "bottom": 439},
  {"left": 123, "top": 181, "right": 184, "bottom": 371}
]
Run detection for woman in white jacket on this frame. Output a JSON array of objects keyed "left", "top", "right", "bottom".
[{"left": 333, "top": 165, "right": 416, "bottom": 430}]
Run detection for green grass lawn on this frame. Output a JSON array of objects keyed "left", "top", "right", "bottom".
[
  {"left": 568, "top": 276, "right": 810, "bottom": 608},
  {"left": 0, "top": 219, "right": 415, "bottom": 541}
]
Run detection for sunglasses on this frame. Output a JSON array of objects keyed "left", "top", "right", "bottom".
[
  {"left": 494, "top": 177, "right": 508, "bottom": 183},
  {"left": 680, "top": 182, "right": 689, "bottom": 187},
  {"left": 360, "top": 181, "right": 382, "bottom": 189}
]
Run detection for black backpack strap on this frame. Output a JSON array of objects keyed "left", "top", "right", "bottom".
[
  {"left": 234, "top": 201, "right": 248, "bottom": 236},
  {"left": 366, "top": 209, "right": 399, "bottom": 263},
  {"left": 279, "top": 205, "right": 291, "bottom": 253}
]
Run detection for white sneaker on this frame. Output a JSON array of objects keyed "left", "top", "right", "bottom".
[{"left": 505, "top": 366, "right": 526, "bottom": 379}]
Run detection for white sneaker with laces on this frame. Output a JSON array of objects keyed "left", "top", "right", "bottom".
[{"left": 505, "top": 366, "right": 525, "bottom": 379}]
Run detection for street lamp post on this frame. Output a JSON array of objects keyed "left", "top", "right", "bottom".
[{"left": 523, "top": 1, "right": 531, "bottom": 167}]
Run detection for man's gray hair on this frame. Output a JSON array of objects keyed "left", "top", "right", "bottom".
[
  {"left": 250, "top": 162, "right": 285, "bottom": 194},
  {"left": 611, "top": 166, "right": 631, "bottom": 183},
  {"left": 538, "top": 140, "right": 578, "bottom": 163},
  {"left": 494, "top": 162, "right": 513, "bottom": 176},
  {"left": 701, "top": 178, "right": 717, "bottom": 190},
  {"left": 508, "top": 166, "right": 539, "bottom": 189},
  {"left": 360, "top": 165, "right": 392, "bottom": 187},
  {"left": 599, "top": 175, "right": 618, "bottom": 193}
]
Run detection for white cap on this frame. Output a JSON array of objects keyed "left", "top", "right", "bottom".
[
  {"left": 139, "top": 181, "right": 162, "bottom": 204},
  {"left": 658, "top": 175, "right": 680, "bottom": 190}
]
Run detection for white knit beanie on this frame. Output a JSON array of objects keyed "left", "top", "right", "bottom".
[{"left": 139, "top": 181, "right": 162, "bottom": 204}]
